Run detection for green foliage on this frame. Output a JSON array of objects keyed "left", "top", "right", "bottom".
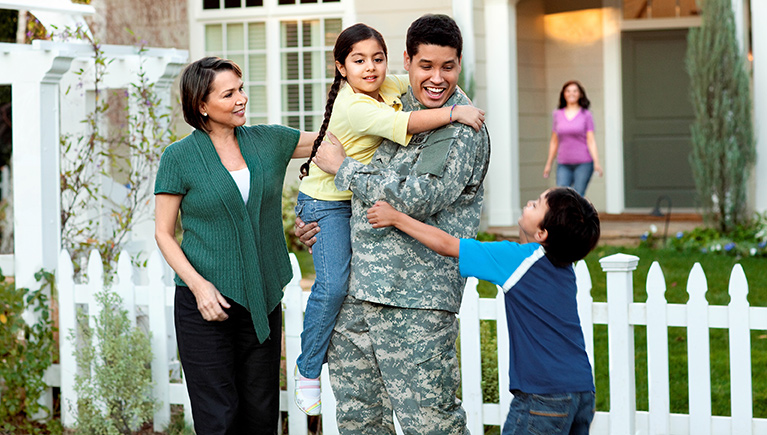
[
  {"left": 282, "top": 182, "right": 306, "bottom": 253},
  {"left": 164, "top": 407, "right": 195, "bottom": 435},
  {"left": 57, "top": 26, "right": 178, "bottom": 275},
  {"left": 686, "top": 0, "right": 755, "bottom": 233},
  {"left": 639, "top": 212, "right": 767, "bottom": 258},
  {"left": 71, "top": 290, "right": 155, "bottom": 434},
  {"left": 0, "top": 270, "right": 59, "bottom": 434}
]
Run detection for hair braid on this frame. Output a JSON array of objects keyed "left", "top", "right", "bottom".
[{"left": 300, "top": 71, "right": 344, "bottom": 179}]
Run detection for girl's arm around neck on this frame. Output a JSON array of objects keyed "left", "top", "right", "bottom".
[
  {"left": 407, "top": 104, "right": 485, "bottom": 134},
  {"left": 367, "top": 200, "right": 459, "bottom": 258}
]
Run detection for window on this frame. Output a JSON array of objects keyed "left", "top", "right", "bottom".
[
  {"left": 280, "top": 18, "right": 341, "bottom": 130},
  {"left": 199, "top": 2, "right": 343, "bottom": 129}
]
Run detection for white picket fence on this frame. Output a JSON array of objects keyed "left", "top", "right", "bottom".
[{"left": 49, "top": 249, "right": 767, "bottom": 434}]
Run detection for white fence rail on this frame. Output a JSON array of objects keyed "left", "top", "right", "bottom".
[{"left": 49, "top": 250, "right": 767, "bottom": 434}]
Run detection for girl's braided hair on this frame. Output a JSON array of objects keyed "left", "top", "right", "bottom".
[{"left": 299, "top": 23, "right": 388, "bottom": 178}]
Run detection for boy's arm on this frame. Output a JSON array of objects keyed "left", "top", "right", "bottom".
[
  {"left": 367, "top": 201, "right": 459, "bottom": 258},
  {"left": 407, "top": 104, "right": 485, "bottom": 133}
]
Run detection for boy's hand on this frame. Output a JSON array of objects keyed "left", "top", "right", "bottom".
[
  {"left": 451, "top": 105, "right": 485, "bottom": 132},
  {"left": 367, "top": 201, "right": 401, "bottom": 228}
]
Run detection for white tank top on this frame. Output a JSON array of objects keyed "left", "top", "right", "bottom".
[{"left": 229, "top": 167, "right": 250, "bottom": 204}]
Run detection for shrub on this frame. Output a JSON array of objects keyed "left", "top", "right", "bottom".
[
  {"left": 0, "top": 270, "right": 59, "bottom": 434},
  {"left": 71, "top": 289, "right": 155, "bottom": 434}
]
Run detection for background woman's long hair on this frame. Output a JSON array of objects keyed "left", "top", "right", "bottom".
[{"left": 557, "top": 80, "right": 590, "bottom": 110}]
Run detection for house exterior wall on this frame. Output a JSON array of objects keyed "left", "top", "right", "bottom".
[
  {"left": 354, "top": 0, "right": 453, "bottom": 74},
  {"left": 90, "top": 0, "right": 189, "bottom": 49},
  {"left": 543, "top": 6, "right": 606, "bottom": 210},
  {"left": 516, "top": 0, "right": 549, "bottom": 207}
]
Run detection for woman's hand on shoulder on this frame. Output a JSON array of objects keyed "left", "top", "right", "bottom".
[{"left": 191, "top": 281, "right": 231, "bottom": 321}]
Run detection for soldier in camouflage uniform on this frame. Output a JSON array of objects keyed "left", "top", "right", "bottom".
[{"left": 307, "top": 14, "right": 491, "bottom": 434}]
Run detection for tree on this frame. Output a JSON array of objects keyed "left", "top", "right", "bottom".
[{"left": 686, "top": 0, "right": 755, "bottom": 233}]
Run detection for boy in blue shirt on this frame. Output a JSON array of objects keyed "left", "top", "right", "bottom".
[{"left": 366, "top": 186, "right": 600, "bottom": 434}]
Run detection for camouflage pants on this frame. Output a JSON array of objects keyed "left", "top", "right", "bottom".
[{"left": 327, "top": 296, "right": 468, "bottom": 435}]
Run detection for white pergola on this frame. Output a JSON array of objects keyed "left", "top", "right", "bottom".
[{"left": 0, "top": 0, "right": 188, "bottom": 420}]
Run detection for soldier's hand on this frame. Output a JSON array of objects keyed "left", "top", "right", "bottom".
[{"left": 295, "top": 216, "right": 319, "bottom": 254}]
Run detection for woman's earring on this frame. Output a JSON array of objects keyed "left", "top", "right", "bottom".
[{"left": 202, "top": 112, "right": 208, "bottom": 117}]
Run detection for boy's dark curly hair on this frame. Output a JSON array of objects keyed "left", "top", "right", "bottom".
[{"left": 540, "top": 187, "right": 601, "bottom": 267}]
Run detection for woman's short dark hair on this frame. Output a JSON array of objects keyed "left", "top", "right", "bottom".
[
  {"left": 540, "top": 187, "right": 600, "bottom": 266},
  {"left": 180, "top": 57, "right": 242, "bottom": 131},
  {"left": 406, "top": 14, "right": 462, "bottom": 59},
  {"left": 558, "top": 80, "right": 590, "bottom": 110}
]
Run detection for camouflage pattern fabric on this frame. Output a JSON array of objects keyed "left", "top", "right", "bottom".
[
  {"left": 328, "top": 297, "right": 467, "bottom": 435},
  {"left": 333, "top": 87, "right": 491, "bottom": 313}
]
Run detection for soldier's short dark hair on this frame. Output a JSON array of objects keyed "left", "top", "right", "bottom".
[{"left": 406, "top": 14, "right": 462, "bottom": 59}]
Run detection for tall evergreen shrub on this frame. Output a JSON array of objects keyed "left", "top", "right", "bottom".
[{"left": 686, "top": 0, "right": 755, "bottom": 232}]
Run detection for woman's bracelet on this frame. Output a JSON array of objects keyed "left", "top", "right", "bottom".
[{"left": 449, "top": 104, "right": 457, "bottom": 123}]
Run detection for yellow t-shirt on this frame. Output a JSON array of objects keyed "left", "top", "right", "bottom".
[{"left": 299, "top": 74, "right": 412, "bottom": 201}]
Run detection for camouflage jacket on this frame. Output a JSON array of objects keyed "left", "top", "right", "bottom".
[{"left": 334, "top": 87, "right": 491, "bottom": 313}]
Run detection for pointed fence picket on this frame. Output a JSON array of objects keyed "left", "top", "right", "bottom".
[{"left": 48, "top": 250, "right": 767, "bottom": 434}]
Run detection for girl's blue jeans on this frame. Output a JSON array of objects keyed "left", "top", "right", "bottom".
[
  {"left": 502, "top": 390, "right": 595, "bottom": 435},
  {"left": 556, "top": 162, "right": 594, "bottom": 197},
  {"left": 294, "top": 192, "right": 352, "bottom": 379}
]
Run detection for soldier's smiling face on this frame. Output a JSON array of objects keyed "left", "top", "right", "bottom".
[{"left": 404, "top": 44, "right": 461, "bottom": 109}]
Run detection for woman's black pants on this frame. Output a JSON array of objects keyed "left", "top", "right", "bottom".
[{"left": 175, "top": 286, "right": 282, "bottom": 435}]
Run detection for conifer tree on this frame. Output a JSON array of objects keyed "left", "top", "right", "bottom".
[{"left": 686, "top": 0, "right": 755, "bottom": 232}]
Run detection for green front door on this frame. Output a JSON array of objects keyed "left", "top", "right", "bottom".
[{"left": 622, "top": 29, "right": 696, "bottom": 208}]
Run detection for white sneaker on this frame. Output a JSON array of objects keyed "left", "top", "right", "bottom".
[{"left": 294, "top": 366, "right": 321, "bottom": 416}]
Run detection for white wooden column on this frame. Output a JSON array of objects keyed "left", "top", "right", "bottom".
[
  {"left": 752, "top": 0, "right": 767, "bottom": 213},
  {"left": 9, "top": 44, "right": 74, "bottom": 418},
  {"left": 10, "top": 47, "right": 72, "bottom": 293},
  {"left": 453, "top": 0, "right": 476, "bottom": 85},
  {"left": 600, "top": 253, "right": 639, "bottom": 435},
  {"left": 602, "top": 0, "right": 624, "bottom": 213},
  {"left": 483, "top": 0, "right": 520, "bottom": 227}
]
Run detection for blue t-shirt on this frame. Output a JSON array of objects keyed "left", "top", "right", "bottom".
[{"left": 459, "top": 239, "right": 594, "bottom": 394}]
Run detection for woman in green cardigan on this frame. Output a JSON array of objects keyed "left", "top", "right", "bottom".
[{"left": 154, "top": 57, "right": 315, "bottom": 434}]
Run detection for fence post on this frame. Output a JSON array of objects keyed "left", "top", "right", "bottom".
[
  {"left": 283, "top": 253, "right": 308, "bottom": 435},
  {"left": 599, "top": 253, "right": 639, "bottom": 435},
  {"left": 57, "top": 249, "right": 77, "bottom": 427},
  {"left": 728, "top": 264, "right": 752, "bottom": 435},
  {"left": 148, "top": 250, "right": 171, "bottom": 430},
  {"left": 459, "top": 277, "right": 482, "bottom": 434}
]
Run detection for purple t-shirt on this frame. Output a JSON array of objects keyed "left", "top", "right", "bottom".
[{"left": 552, "top": 108, "right": 594, "bottom": 165}]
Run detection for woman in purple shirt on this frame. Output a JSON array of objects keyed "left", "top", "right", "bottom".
[{"left": 543, "top": 80, "right": 603, "bottom": 196}]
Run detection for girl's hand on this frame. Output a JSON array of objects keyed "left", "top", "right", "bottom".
[
  {"left": 451, "top": 105, "right": 485, "bottom": 132},
  {"left": 594, "top": 163, "right": 604, "bottom": 177},
  {"left": 191, "top": 281, "right": 231, "bottom": 321},
  {"left": 367, "top": 201, "right": 400, "bottom": 228},
  {"left": 543, "top": 163, "right": 552, "bottom": 178}
]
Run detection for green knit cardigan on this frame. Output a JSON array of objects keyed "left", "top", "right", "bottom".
[{"left": 155, "top": 124, "right": 300, "bottom": 342}]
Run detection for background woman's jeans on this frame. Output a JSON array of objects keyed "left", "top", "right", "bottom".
[
  {"left": 556, "top": 162, "right": 594, "bottom": 196},
  {"left": 294, "top": 192, "right": 352, "bottom": 379},
  {"left": 502, "top": 390, "right": 595, "bottom": 435}
]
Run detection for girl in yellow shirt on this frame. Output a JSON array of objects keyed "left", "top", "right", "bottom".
[{"left": 293, "top": 23, "right": 484, "bottom": 415}]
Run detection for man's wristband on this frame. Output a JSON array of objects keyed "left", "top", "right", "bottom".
[{"left": 449, "top": 104, "right": 456, "bottom": 123}]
